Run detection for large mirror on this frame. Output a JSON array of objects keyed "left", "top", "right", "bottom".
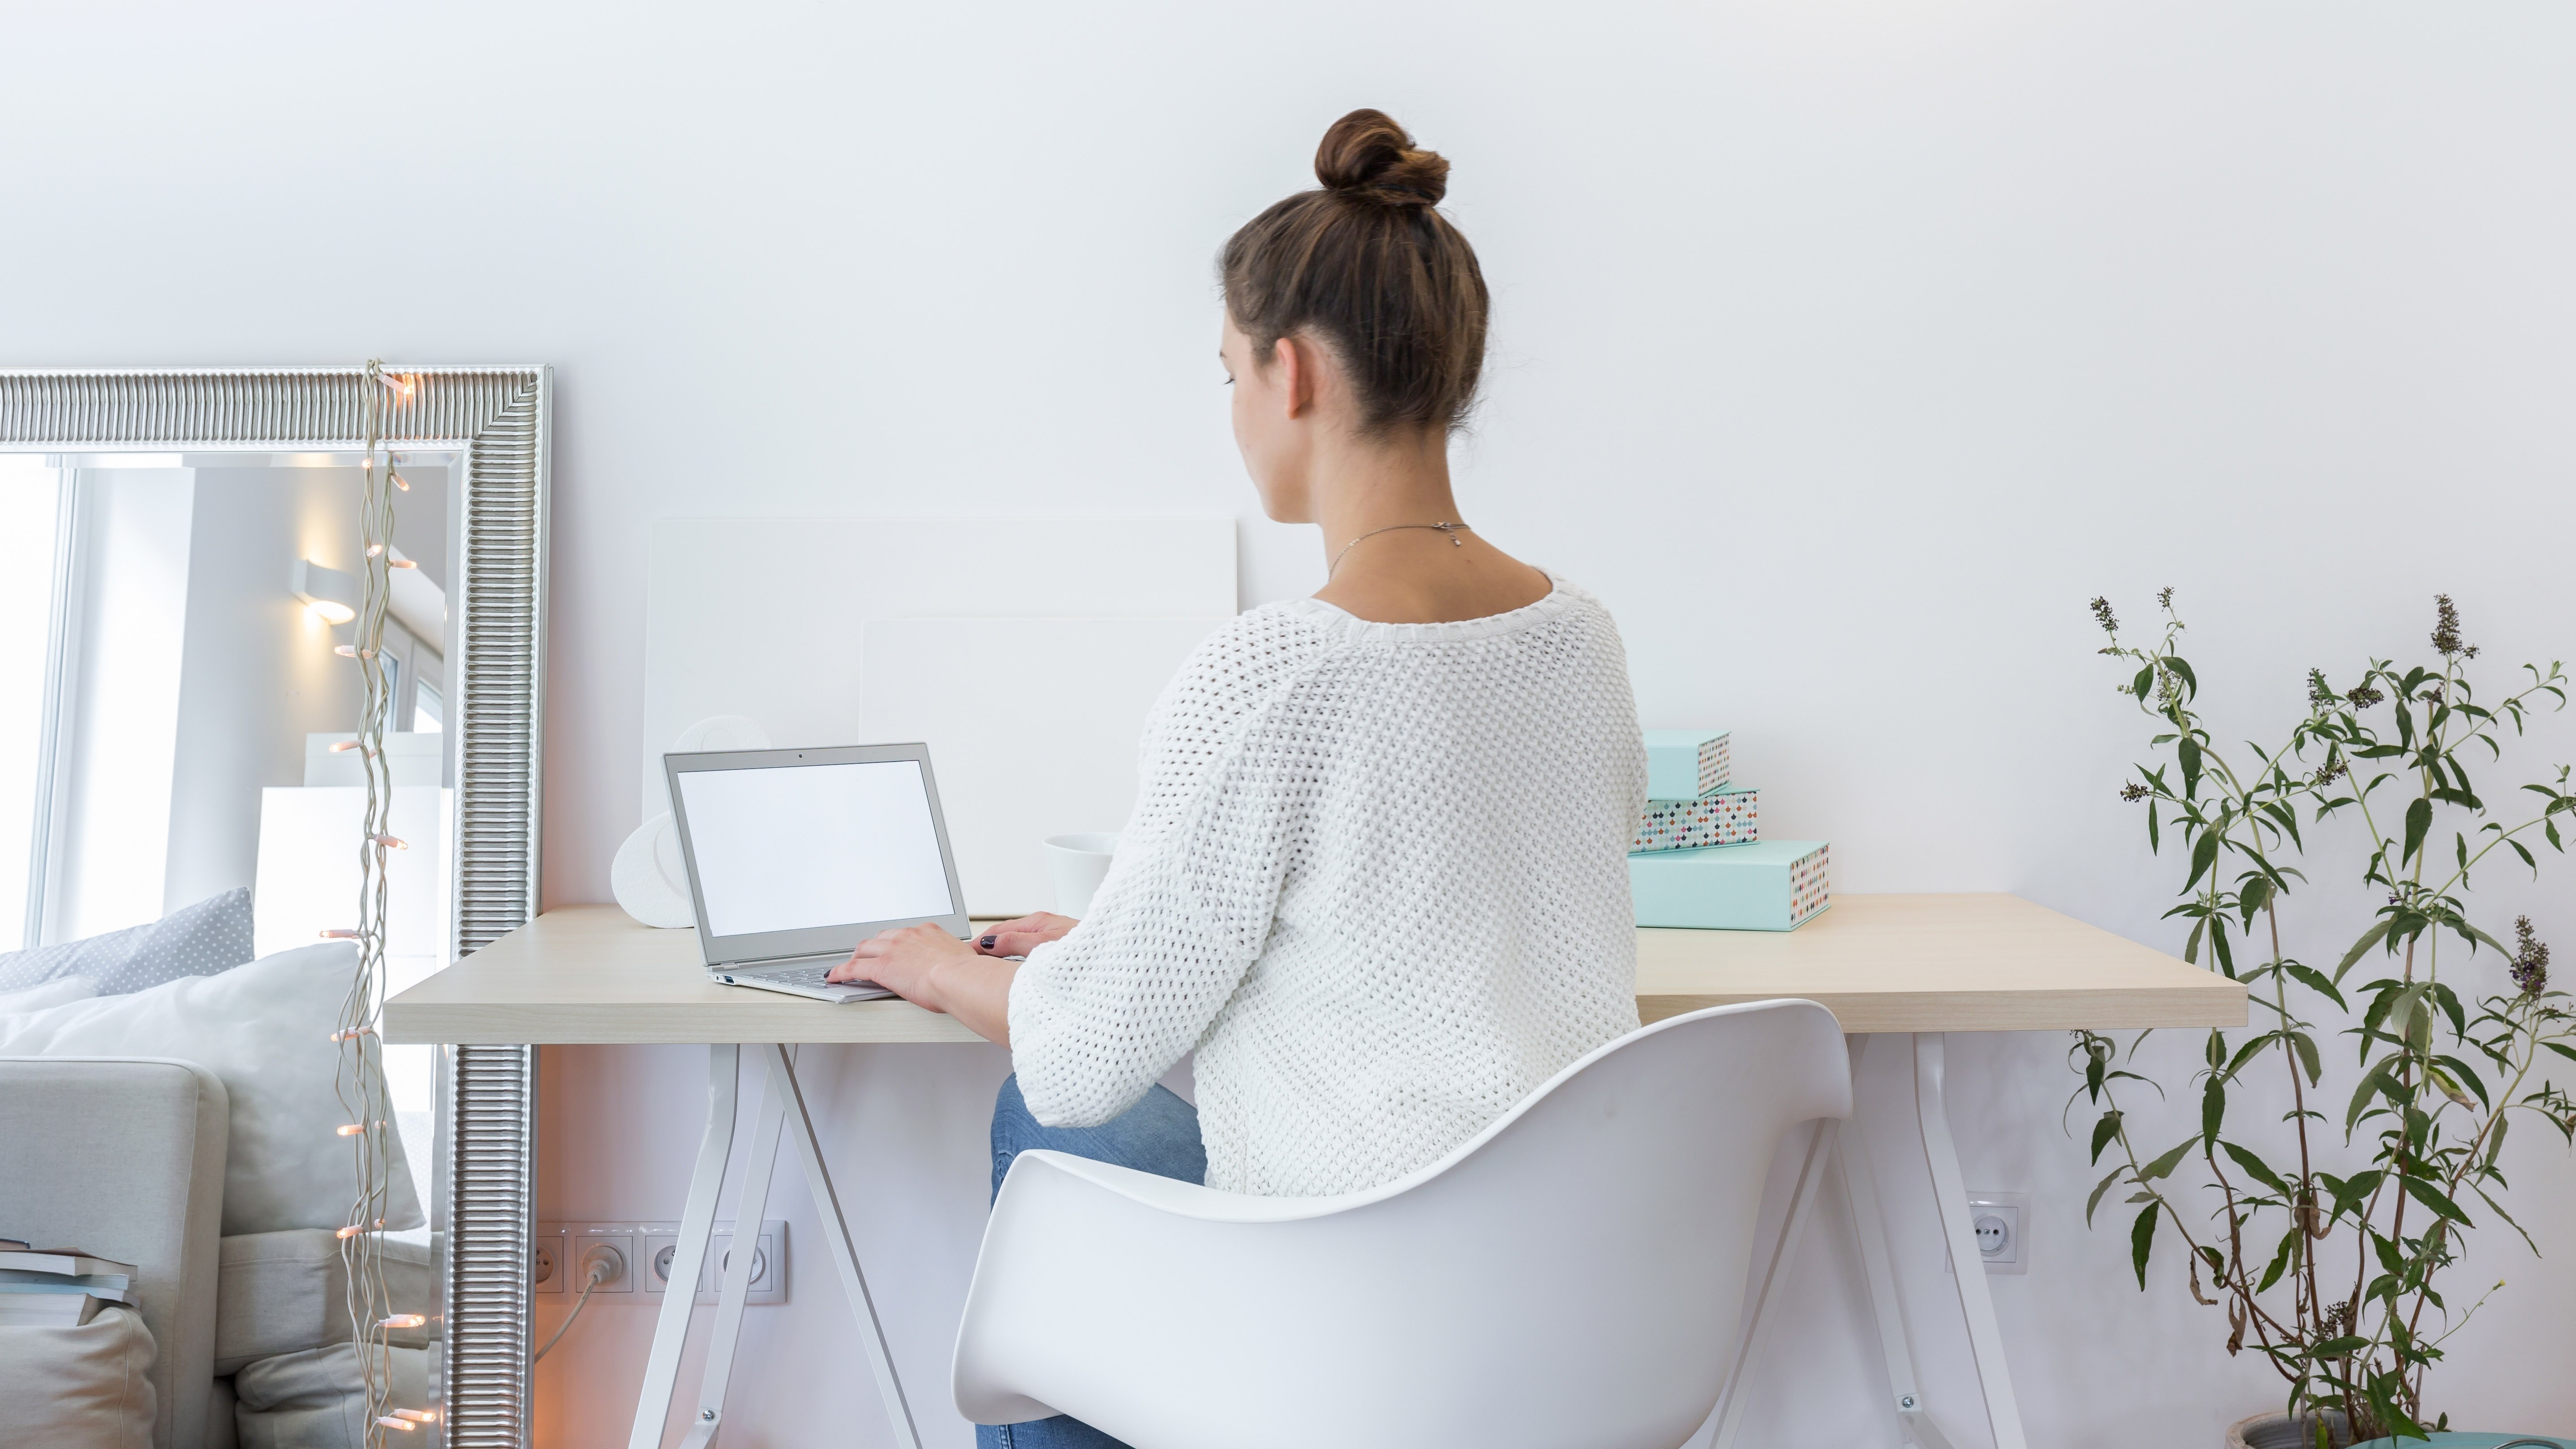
[{"left": 0, "top": 368, "right": 547, "bottom": 1449}]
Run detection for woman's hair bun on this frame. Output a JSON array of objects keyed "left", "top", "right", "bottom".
[{"left": 1314, "top": 108, "right": 1448, "bottom": 208}]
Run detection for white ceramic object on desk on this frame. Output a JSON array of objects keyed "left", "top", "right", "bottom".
[
  {"left": 611, "top": 812, "right": 697, "bottom": 929},
  {"left": 1044, "top": 834, "right": 1119, "bottom": 916}
]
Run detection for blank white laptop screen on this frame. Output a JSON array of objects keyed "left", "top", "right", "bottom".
[{"left": 675, "top": 760, "right": 957, "bottom": 938}]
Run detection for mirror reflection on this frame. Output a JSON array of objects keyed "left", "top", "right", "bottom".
[{"left": 0, "top": 447, "right": 455, "bottom": 1442}]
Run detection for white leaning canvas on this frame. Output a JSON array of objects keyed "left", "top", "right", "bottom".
[
  {"left": 860, "top": 617, "right": 1233, "bottom": 916},
  {"left": 0, "top": 941, "right": 425, "bottom": 1237},
  {"left": 641, "top": 516, "right": 1236, "bottom": 821}
]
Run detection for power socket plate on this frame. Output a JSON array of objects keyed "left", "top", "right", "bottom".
[
  {"left": 636, "top": 1219, "right": 788, "bottom": 1305},
  {"left": 531, "top": 1223, "right": 568, "bottom": 1295},
  {"left": 1965, "top": 1191, "right": 2029, "bottom": 1275}
]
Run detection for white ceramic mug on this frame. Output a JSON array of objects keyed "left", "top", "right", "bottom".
[{"left": 1044, "top": 833, "right": 1120, "bottom": 917}]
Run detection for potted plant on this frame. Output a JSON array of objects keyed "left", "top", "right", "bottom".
[{"left": 2075, "top": 592, "right": 2576, "bottom": 1445}]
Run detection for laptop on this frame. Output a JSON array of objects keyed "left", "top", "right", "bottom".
[{"left": 663, "top": 743, "right": 973, "bottom": 1003}]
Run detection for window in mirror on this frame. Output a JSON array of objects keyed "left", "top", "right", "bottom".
[
  {"left": 0, "top": 455, "right": 68, "bottom": 948},
  {"left": 414, "top": 681, "right": 443, "bottom": 735}
]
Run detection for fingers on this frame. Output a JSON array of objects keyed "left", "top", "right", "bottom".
[
  {"left": 984, "top": 931, "right": 1054, "bottom": 959},
  {"left": 825, "top": 949, "right": 869, "bottom": 985}
]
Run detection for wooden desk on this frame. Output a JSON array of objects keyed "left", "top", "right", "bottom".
[
  {"left": 386, "top": 894, "right": 2240, "bottom": 1045},
  {"left": 387, "top": 894, "right": 2238, "bottom": 1449}
]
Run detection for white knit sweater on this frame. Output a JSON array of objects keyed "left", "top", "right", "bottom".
[{"left": 1007, "top": 574, "right": 1647, "bottom": 1196}]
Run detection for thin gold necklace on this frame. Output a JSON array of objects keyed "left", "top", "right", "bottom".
[{"left": 1328, "top": 520, "right": 1472, "bottom": 578}]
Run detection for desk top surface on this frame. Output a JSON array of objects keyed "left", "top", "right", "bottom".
[{"left": 384, "top": 895, "right": 2244, "bottom": 1045}]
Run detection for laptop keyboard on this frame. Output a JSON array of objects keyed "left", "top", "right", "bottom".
[{"left": 759, "top": 963, "right": 850, "bottom": 988}]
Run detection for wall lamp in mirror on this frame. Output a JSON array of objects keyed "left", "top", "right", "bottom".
[{"left": 292, "top": 557, "right": 359, "bottom": 625}]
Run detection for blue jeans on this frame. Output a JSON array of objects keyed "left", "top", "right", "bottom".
[{"left": 976, "top": 1074, "right": 1206, "bottom": 1449}]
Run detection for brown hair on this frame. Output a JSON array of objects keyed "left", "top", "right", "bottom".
[{"left": 1221, "top": 109, "right": 1490, "bottom": 436}]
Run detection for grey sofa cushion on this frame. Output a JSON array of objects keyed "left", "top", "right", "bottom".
[
  {"left": 0, "top": 1306, "right": 159, "bottom": 1449},
  {"left": 214, "top": 1231, "right": 435, "bottom": 1376},
  {"left": 232, "top": 1345, "right": 429, "bottom": 1449},
  {"left": 0, "top": 886, "right": 254, "bottom": 994}
]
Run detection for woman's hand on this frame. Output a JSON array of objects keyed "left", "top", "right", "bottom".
[
  {"left": 972, "top": 913, "right": 1079, "bottom": 958},
  {"left": 829, "top": 924, "right": 1016, "bottom": 1046}
]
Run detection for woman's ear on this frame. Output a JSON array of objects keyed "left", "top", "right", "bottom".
[{"left": 1274, "top": 334, "right": 1312, "bottom": 421}]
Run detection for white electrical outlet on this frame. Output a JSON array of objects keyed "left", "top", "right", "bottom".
[
  {"left": 636, "top": 1220, "right": 788, "bottom": 1305},
  {"left": 1964, "top": 1191, "right": 2029, "bottom": 1275},
  {"left": 531, "top": 1224, "right": 568, "bottom": 1295},
  {"left": 560, "top": 1223, "right": 639, "bottom": 1294}
]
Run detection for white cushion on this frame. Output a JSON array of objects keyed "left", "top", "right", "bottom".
[
  {"left": 0, "top": 943, "right": 424, "bottom": 1237},
  {"left": 214, "top": 1230, "right": 434, "bottom": 1375},
  {"left": 0, "top": 1307, "right": 158, "bottom": 1449},
  {"left": 0, "top": 975, "right": 99, "bottom": 1015}
]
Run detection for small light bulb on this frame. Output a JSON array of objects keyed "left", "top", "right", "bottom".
[
  {"left": 376, "top": 1416, "right": 418, "bottom": 1432},
  {"left": 330, "top": 1026, "right": 377, "bottom": 1041},
  {"left": 374, "top": 834, "right": 408, "bottom": 850},
  {"left": 320, "top": 929, "right": 360, "bottom": 940},
  {"left": 335, "top": 645, "right": 356, "bottom": 657},
  {"left": 337, "top": 1123, "right": 366, "bottom": 1137},
  {"left": 389, "top": 558, "right": 418, "bottom": 570},
  {"left": 367, "top": 543, "right": 384, "bottom": 558},
  {"left": 391, "top": 1409, "right": 438, "bottom": 1423},
  {"left": 328, "top": 740, "right": 361, "bottom": 752},
  {"left": 380, "top": 1314, "right": 427, "bottom": 1329},
  {"left": 391, "top": 472, "right": 410, "bottom": 492},
  {"left": 335, "top": 1225, "right": 367, "bottom": 1240}
]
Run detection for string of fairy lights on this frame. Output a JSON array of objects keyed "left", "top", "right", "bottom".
[{"left": 326, "top": 360, "right": 435, "bottom": 1441}]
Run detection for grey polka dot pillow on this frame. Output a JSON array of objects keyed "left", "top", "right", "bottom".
[{"left": 0, "top": 886, "right": 255, "bottom": 996}]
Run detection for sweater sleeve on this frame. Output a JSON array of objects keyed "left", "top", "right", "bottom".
[{"left": 1005, "top": 611, "right": 1319, "bottom": 1128}]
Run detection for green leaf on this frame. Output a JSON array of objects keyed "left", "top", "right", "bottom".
[
  {"left": 2090, "top": 1109, "right": 2123, "bottom": 1165},
  {"left": 2311, "top": 1335, "right": 2370, "bottom": 1358},
  {"left": 2291, "top": 1030, "right": 2324, "bottom": 1087},
  {"left": 2141, "top": 1138, "right": 2195, "bottom": 1181},
  {"left": 2147, "top": 799, "right": 2161, "bottom": 853},
  {"left": 2347, "top": 1061, "right": 2390, "bottom": 1134},
  {"left": 2086, "top": 1168, "right": 2123, "bottom": 1227},
  {"left": 2336, "top": 918, "right": 2395, "bottom": 981},
  {"left": 2180, "top": 735, "right": 2204, "bottom": 798},
  {"left": 2163, "top": 656, "right": 2198, "bottom": 699},
  {"left": 2401, "top": 1174, "right": 2473, "bottom": 1225},
  {"left": 2202, "top": 1076, "right": 2227, "bottom": 1144},
  {"left": 2133, "top": 665, "right": 2155, "bottom": 701},
  {"left": 2257, "top": 1225, "right": 2299, "bottom": 1293},
  {"left": 2220, "top": 1139, "right": 2293, "bottom": 1197},
  {"left": 2131, "top": 1202, "right": 2159, "bottom": 1290},
  {"left": 2186, "top": 827, "right": 2219, "bottom": 890},
  {"left": 2404, "top": 796, "right": 2432, "bottom": 865},
  {"left": 2284, "top": 963, "right": 2348, "bottom": 1012},
  {"left": 2185, "top": 916, "right": 2206, "bottom": 966}
]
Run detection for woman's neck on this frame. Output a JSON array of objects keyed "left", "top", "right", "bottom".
[{"left": 1307, "top": 428, "right": 1551, "bottom": 625}]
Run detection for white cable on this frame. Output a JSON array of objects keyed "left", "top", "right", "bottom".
[{"left": 533, "top": 1254, "right": 617, "bottom": 1363}]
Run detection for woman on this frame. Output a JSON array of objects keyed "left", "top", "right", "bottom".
[{"left": 832, "top": 108, "right": 1646, "bottom": 1446}]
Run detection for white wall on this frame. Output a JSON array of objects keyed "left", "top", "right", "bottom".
[
  {"left": 9, "top": 2, "right": 2576, "bottom": 1444},
  {"left": 163, "top": 466, "right": 371, "bottom": 913}
]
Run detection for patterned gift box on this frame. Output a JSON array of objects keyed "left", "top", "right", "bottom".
[
  {"left": 1632, "top": 784, "right": 1758, "bottom": 852},
  {"left": 1629, "top": 839, "right": 1831, "bottom": 932},
  {"left": 1643, "top": 729, "right": 1731, "bottom": 801}
]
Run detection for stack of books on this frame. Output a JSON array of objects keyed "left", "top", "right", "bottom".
[
  {"left": 1628, "top": 729, "right": 1831, "bottom": 931},
  {"left": 0, "top": 1238, "right": 138, "bottom": 1328}
]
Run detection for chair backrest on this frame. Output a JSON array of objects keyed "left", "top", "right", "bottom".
[{"left": 955, "top": 999, "right": 1850, "bottom": 1449}]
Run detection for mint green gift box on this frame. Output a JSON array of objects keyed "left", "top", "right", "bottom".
[
  {"left": 1630, "top": 840, "right": 1830, "bottom": 931},
  {"left": 1643, "top": 729, "right": 1731, "bottom": 801}
]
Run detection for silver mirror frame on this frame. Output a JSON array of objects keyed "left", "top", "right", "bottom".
[{"left": 0, "top": 366, "right": 550, "bottom": 1448}]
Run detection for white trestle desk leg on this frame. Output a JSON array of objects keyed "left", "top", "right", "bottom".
[
  {"left": 761, "top": 1043, "right": 925, "bottom": 1449},
  {"left": 1708, "top": 1114, "right": 1840, "bottom": 1449},
  {"left": 1914, "top": 1033, "right": 2027, "bottom": 1449},
  {"left": 630, "top": 1045, "right": 741, "bottom": 1449},
  {"left": 678, "top": 1059, "right": 788, "bottom": 1449},
  {"left": 1836, "top": 1039, "right": 1959, "bottom": 1449}
]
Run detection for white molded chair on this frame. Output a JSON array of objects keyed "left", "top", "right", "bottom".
[{"left": 952, "top": 999, "right": 1851, "bottom": 1449}]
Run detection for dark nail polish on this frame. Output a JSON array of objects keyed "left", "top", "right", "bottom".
[{"left": 979, "top": 935, "right": 997, "bottom": 950}]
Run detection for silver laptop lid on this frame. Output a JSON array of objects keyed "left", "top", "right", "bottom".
[{"left": 663, "top": 743, "right": 972, "bottom": 967}]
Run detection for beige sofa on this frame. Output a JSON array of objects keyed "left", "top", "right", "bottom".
[{"left": 0, "top": 1058, "right": 436, "bottom": 1449}]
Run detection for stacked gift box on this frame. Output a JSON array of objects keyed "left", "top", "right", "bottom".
[{"left": 1628, "top": 729, "right": 1830, "bottom": 931}]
